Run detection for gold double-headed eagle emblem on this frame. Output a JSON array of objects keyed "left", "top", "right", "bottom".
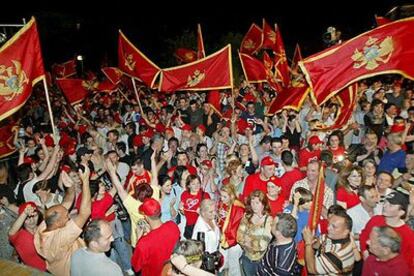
[
  {"left": 124, "top": 53, "right": 136, "bottom": 71},
  {"left": 0, "top": 60, "right": 28, "bottom": 101},
  {"left": 352, "top": 36, "right": 394, "bottom": 70},
  {"left": 187, "top": 70, "right": 205, "bottom": 87}
]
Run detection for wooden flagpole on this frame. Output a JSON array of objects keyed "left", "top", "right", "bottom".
[
  {"left": 131, "top": 78, "right": 144, "bottom": 114},
  {"left": 42, "top": 77, "right": 57, "bottom": 138}
]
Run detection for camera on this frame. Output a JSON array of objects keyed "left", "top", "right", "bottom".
[
  {"left": 18, "top": 128, "right": 25, "bottom": 138},
  {"left": 196, "top": 232, "right": 223, "bottom": 274}
]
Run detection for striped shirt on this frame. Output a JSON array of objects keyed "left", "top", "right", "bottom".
[
  {"left": 257, "top": 241, "right": 299, "bottom": 275},
  {"left": 314, "top": 235, "right": 355, "bottom": 275}
]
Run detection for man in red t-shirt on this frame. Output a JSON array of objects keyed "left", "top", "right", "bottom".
[
  {"left": 362, "top": 225, "right": 410, "bottom": 276},
  {"left": 277, "top": 150, "right": 304, "bottom": 199},
  {"left": 131, "top": 198, "right": 180, "bottom": 276},
  {"left": 241, "top": 156, "right": 275, "bottom": 202},
  {"left": 298, "top": 135, "right": 323, "bottom": 172},
  {"left": 125, "top": 158, "right": 152, "bottom": 194},
  {"left": 8, "top": 202, "right": 47, "bottom": 271},
  {"left": 360, "top": 191, "right": 414, "bottom": 272}
]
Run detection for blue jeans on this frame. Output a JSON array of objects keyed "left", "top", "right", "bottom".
[
  {"left": 241, "top": 254, "right": 260, "bottom": 276},
  {"left": 110, "top": 237, "right": 132, "bottom": 271},
  {"left": 121, "top": 218, "right": 131, "bottom": 243}
]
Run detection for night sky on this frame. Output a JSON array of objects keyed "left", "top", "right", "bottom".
[{"left": 1, "top": 0, "right": 408, "bottom": 72}]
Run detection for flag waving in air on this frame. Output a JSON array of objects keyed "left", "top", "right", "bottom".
[
  {"left": 118, "top": 31, "right": 161, "bottom": 89},
  {"left": 273, "top": 24, "right": 290, "bottom": 88},
  {"left": 0, "top": 17, "right": 45, "bottom": 121},
  {"left": 300, "top": 17, "right": 414, "bottom": 105},
  {"left": 159, "top": 45, "right": 233, "bottom": 93},
  {"left": 240, "top": 23, "right": 263, "bottom": 55}
]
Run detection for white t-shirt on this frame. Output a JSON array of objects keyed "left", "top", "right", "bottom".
[{"left": 192, "top": 216, "right": 220, "bottom": 253}]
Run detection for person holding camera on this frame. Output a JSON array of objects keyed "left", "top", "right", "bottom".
[{"left": 131, "top": 198, "right": 180, "bottom": 276}]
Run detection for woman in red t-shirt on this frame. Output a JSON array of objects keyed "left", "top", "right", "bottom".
[
  {"left": 180, "top": 175, "right": 210, "bottom": 239},
  {"left": 327, "top": 130, "right": 347, "bottom": 164},
  {"left": 336, "top": 165, "right": 363, "bottom": 209}
]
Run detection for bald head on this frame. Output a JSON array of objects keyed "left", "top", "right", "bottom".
[{"left": 45, "top": 205, "right": 69, "bottom": 230}]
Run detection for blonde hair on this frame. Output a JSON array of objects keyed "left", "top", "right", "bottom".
[{"left": 220, "top": 184, "right": 237, "bottom": 206}]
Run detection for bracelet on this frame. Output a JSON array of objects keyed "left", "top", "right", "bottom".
[{"left": 305, "top": 243, "right": 312, "bottom": 246}]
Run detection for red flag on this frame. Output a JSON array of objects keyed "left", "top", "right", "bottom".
[
  {"left": 197, "top": 24, "right": 206, "bottom": 59},
  {"left": 240, "top": 23, "right": 263, "bottom": 55},
  {"left": 57, "top": 79, "right": 95, "bottom": 105},
  {"left": 174, "top": 48, "right": 197, "bottom": 63},
  {"left": 0, "top": 122, "right": 18, "bottom": 158},
  {"left": 291, "top": 43, "right": 303, "bottom": 72},
  {"left": 0, "top": 17, "right": 45, "bottom": 121},
  {"left": 266, "top": 83, "right": 310, "bottom": 115},
  {"left": 52, "top": 60, "right": 76, "bottom": 79},
  {"left": 239, "top": 52, "right": 267, "bottom": 83},
  {"left": 308, "top": 165, "right": 325, "bottom": 231},
  {"left": 262, "top": 19, "right": 277, "bottom": 51},
  {"left": 263, "top": 51, "right": 283, "bottom": 91},
  {"left": 375, "top": 15, "right": 392, "bottom": 26},
  {"left": 118, "top": 31, "right": 161, "bottom": 88},
  {"left": 300, "top": 17, "right": 414, "bottom": 105},
  {"left": 207, "top": 90, "right": 223, "bottom": 116},
  {"left": 274, "top": 24, "right": 290, "bottom": 88},
  {"left": 323, "top": 83, "right": 359, "bottom": 130},
  {"left": 159, "top": 45, "right": 233, "bottom": 92},
  {"left": 97, "top": 80, "right": 118, "bottom": 93},
  {"left": 101, "top": 67, "right": 123, "bottom": 85}
]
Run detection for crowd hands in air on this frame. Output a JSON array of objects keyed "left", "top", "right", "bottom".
[{"left": 1, "top": 72, "right": 414, "bottom": 276}]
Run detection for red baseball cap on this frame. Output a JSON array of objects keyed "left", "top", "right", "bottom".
[
  {"left": 182, "top": 124, "right": 192, "bottom": 132},
  {"left": 196, "top": 125, "right": 206, "bottom": 133},
  {"left": 261, "top": 156, "right": 276, "bottom": 167},
  {"left": 390, "top": 124, "right": 405, "bottom": 133},
  {"left": 165, "top": 127, "right": 175, "bottom": 135},
  {"left": 139, "top": 198, "right": 161, "bottom": 216},
  {"left": 18, "top": 201, "right": 37, "bottom": 215},
  {"left": 308, "top": 135, "right": 323, "bottom": 145}
]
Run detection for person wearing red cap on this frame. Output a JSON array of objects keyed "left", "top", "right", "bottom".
[
  {"left": 196, "top": 124, "right": 213, "bottom": 150},
  {"left": 241, "top": 156, "right": 276, "bottom": 202},
  {"left": 131, "top": 198, "right": 180, "bottom": 276},
  {"left": 8, "top": 202, "right": 46, "bottom": 271},
  {"left": 298, "top": 135, "right": 323, "bottom": 172},
  {"left": 266, "top": 176, "right": 286, "bottom": 217}
]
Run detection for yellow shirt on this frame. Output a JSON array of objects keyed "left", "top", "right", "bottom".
[
  {"left": 34, "top": 220, "right": 85, "bottom": 276},
  {"left": 123, "top": 185, "right": 160, "bottom": 246}
]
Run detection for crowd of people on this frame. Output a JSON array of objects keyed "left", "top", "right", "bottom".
[{"left": 1, "top": 73, "right": 414, "bottom": 276}]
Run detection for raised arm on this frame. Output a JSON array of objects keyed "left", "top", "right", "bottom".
[
  {"left": 105, "top": 158, "right": 128, "bottom": 201},
  {"left": 8, "top": 204, "right": 36, "bottom": 236},
  {"left": 150, "top": 151, "right": 160, "bottom": 189},
  {"left": 73, "top": 166, "right": 91, "bottom": 229},
  {"left": 37, "top": 145, "right": 60, "bottom": 182}
]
